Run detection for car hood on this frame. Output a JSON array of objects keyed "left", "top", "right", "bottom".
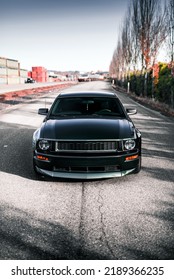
[{"left": 40, "top": 118, "right": 135, "bottom": 140}]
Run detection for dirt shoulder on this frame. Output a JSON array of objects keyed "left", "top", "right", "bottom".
[{"left": 113, "top": 85, "right": 174, "bottom": 118}]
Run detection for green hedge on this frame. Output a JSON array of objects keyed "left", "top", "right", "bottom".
[{"left": 112, "top": 63, "right": 174, "bottom": 107}]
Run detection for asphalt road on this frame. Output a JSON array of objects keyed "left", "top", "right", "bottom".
[{"left": 0, "top": 81, "right": 173, "bottom": 260}]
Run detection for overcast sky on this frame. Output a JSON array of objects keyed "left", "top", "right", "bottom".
[{"left": 1, "top": 0, "right": 129, "bottom": 72}]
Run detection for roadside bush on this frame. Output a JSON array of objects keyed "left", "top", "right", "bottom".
[
  {"left": 156, "top": 63, "right": 173, "bottom": 105},
  {"left": 112, "top": 62, "right": 174, "bottom": 107}
]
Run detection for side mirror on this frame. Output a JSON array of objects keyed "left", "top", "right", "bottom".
[
  {"left": 126, "top": 107, "right": 137, "bottom": 115},
  {"left": 38, "top": 108, "right": 49, "bottom": 115}
]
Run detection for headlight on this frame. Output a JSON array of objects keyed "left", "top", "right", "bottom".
[
  {"left": 124, "top": 139, "right": 136, "bottom": 150},
  {"left": 38, "top": 139, "right": 50, "bottom": 150}
]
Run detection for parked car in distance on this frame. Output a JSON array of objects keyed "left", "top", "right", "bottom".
[
  {"left": 32, "top": 91, "right": 141, "bottom": 179},
  {"left": 78, "top": 74, "right": 90, "bottom": 82},
  {"left": 25, "top": 77, "right": 36, "bottom": 83}
]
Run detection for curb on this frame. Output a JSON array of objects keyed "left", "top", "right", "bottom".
[{"left": 0, "top": 82, "right": 77, "bottom": 102}]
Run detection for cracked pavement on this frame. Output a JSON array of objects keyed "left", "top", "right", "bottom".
[{"left": 0, "top": 81, "right": 174, "bottom": 260}]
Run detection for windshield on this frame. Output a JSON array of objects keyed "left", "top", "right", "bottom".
[{"left": 49, "top": 97, "right": 125, "bottom": 118}]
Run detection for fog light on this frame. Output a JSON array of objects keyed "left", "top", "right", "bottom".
[
  {"left": 37, "top": 155, "right": 49, "bottom": 161},
  {"left": 125, "top": 155, "right": 138, "bottom": 161}
]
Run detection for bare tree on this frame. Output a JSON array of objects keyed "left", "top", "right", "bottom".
[
  {"left": 121, "top": 9, "right": 133, "bottom": 78},
  {"left": 109, "top": 39, "right": 124, "bottom": 81},
  {"left": 168, "top": 0, "right": 174, "bottom": 108},
  {"left": 169, "top": 0, "right": 174, "bottom": 61},
  {"left": 131, "top": 0, "right": 168, "bottom": 70},
  {"left": 110, "top": 0, "right": 168, "bottom": 97},
  {"left": 129, "top": 0, "right": 168, "bottom": 96},
  {"left": 131, "top": 0, "right": 141, "bottom": 70}
]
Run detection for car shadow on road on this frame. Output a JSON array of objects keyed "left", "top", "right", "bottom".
[
  {"left": 132, "top": 114, "right": 174, "bottom": 182},
  {"left": 1, "top": 201, "right": 173, "bottom": 260},
  {"left": 0, "top": 123, "right": 39, "bottom": 181},
  {"left": 0, "top": 203, "right": 110, "bottom": 260},
  {"left": 135, "top": 196, "right": 174, "bottom": 259},
  {"left": 142, "top": 165, "right": 174, "bottom": 182}
]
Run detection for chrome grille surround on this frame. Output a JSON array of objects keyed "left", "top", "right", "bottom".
[{"left": 55, "top": 140, "right": 118, "bottom": 152}]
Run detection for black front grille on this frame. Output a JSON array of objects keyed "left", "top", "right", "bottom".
[
  {"left": 55, "top": 141, "right": 117, "bottom": 152},
  {"left": 53, "top": 165, "right": 120, "bottom": 173}
]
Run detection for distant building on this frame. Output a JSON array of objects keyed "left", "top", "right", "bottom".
[{"left": 0, "top": 56, "right": 28, "bottom": 84}]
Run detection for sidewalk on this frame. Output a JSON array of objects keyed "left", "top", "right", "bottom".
[
  {"left": 0, "top": 82, "right": 70, "bottom": 94},
  {"left": 0, "top": 81, "right": 78, "bottom": 105}
]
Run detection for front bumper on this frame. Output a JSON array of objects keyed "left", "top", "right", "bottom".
[
  {"left": 35, "top": 166, "right": 135, "bottom": 179},
  {"left": 33, "top": 151, "right": 140, "bottom": 179}
]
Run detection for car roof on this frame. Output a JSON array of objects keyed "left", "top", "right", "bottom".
[{"left": 58, "top": 91, "right": 118, "bottom": 98}]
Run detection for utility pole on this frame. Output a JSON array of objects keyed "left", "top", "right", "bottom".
[{"left": 170, "top": 0, "right": 174, "bottom": 108}]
